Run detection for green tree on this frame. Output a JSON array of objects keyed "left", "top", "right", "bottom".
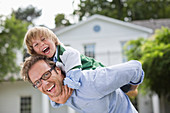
[
  {"left": 126, "top": 0, "right": 170, "bottom": 20},
  {"left": 72, "top": 0, "right": 170, "bottom": 22},
  {"left": 12, "top": 5, "right": 42, "bottom": 23},
  {"left": 124, "top": 27, "right": 170, "bottom": 96},
  {"left": 142, "top": 28, "right": 170, "bottom": 95},
  {"left": 124, "top": 27, "right": 170, "bottom": 112},
  {"left": 12, "top": 5, "right": 42, "bottom": 60},
  {"left": 0, "top": 14, "right": 29, "bottom": 81},
  {"left": 124, "top": 38, "right": 146, "bottom": 60},
  {"left": 54, "top": 13, "right": 71, "bottom": 27},
  {"left": 73, "top": 0, "right": 127, "bottom": 21}
]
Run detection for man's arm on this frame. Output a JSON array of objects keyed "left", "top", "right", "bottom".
[
  {"left": 130, "top": 84, "right": 138, "bottom": 91},
  {"left": 126, "top": 85, "right": 139, "bottom": 97},
  {"left": 121, "top": 84, "right": 138, "bottom": 93},
  {"left": 92, "top": 60, "right": 144, "bottom": 96}
]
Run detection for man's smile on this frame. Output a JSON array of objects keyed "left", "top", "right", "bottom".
[{"left": 47, "top": 84, "right": 55, "bottom": 92}]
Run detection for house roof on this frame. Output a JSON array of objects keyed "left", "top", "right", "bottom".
[
  {"left": 130, "top": 18, "right": 170, "bottom": 31},
  {"left": 55, "top": 14, "right": 153, "bottom": 35}
]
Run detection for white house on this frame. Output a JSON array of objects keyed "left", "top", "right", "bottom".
[
  {"left": 0, "top": 14, "right": 154, "bottom": 113},
  {"left": 55, "top": 14, "right": 153, "bottom": 66}
]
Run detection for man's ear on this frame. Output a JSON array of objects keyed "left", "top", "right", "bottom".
[
  {"left": 54, "top": 67, "right": 65, "bottom": 80},
  {"left": 55, "top": 67, "right": 63, "bottom": 75},
  {"left": 55, "top": 67, "right": 61, "bottom": 72}
]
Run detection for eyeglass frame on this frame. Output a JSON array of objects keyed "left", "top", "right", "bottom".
[{"left": 32, "top": 65, "right": 57, "bottom": 89}]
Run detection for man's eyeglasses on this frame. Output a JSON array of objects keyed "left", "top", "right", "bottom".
[{"left": 32, "top": 65, "right": 56, "bottom": 89}]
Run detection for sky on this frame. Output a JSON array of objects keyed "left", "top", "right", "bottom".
[{"left": 0, "top": 0, "right": 80, "bottom": 29}]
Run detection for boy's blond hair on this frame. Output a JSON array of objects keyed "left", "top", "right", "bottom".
[
  {"left": 24, "top": 26, "right": 60, "bottom": 55},
  {"left": 20, "top": 55, "right": 55, "bottom": 83}
]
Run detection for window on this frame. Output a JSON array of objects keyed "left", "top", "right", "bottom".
[
  {"left": 84, "top": 44, "right": 95, "bottom": 58},
  {"left": 20, "top": 96, "right": 31, "bottom": 113}
]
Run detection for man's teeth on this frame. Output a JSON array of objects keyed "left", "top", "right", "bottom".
[{"left": 47, "top": 85, "right": 55, "bottom": 91}]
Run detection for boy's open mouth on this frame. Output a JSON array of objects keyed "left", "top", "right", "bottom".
[{"left": 43, "top": 47, "right": 50, "bottom": 53}]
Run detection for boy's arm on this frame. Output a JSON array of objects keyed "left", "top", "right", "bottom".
[
  {"left": 59, "top": 45, "right": 82, "bottom": 72},
  {"left": 49, "top": 45, "right": 78, "bottom": 108},
  {"left": 58, "top": 45, "right": 83, "bottom": 89}
]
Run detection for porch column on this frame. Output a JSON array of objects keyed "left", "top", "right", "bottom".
[
  {"left": 68, "top": 107, "right": 76, "bottom": 113},
  {"left": 152, "top": 94, "right": 160, "bottom": 113},
  {"left": 42, "top": 93, "right": 49, "bottom": 113}
]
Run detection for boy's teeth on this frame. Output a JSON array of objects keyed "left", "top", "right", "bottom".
[
  {"left": 43, "top": 48, "right": 47, "bottom": 52},
  {"left": 47, "top": 85, "right": 54, "bottom": 91},
  {"left": 43, "top": 47, "right": 49, "bottom": 53}
]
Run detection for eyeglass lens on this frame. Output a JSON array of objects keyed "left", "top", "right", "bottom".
[{"left": 33, "top": 70, "right": 52, "bottom": 88}]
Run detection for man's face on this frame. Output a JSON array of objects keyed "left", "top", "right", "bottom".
[{"left": 28, "top": 60, "right": 64, "bottom": 97}]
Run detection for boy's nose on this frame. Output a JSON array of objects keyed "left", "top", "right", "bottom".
[
  {"left": 39, "top": 42, "right": 45, "bottom": 49},
  {"left": 39, "top": 41, "right": 45, "bottom": 46}
]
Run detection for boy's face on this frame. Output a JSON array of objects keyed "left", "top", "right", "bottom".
[{"left": 32, "top": 36, "right": 56, "bottom": 58}]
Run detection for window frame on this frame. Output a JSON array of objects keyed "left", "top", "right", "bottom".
[
  {"left": 20, "top": 96, "right": 32, "bottom": 113},
  {"left": 84, "top": 43, "right": 96, "bottom": 58}
]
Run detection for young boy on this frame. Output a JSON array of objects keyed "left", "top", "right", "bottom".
[{"left": 24, "top": 26, "right": 136, "bottom": 107}]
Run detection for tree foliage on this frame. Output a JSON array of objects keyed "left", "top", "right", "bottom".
[
  {"left": 54, "top": 14, "right": 71, "bottom": 27},
  {"left": 0, "top": 5, "right": 42, "bottom": 81},
  {"left": 124, "top": 27, "right": 170, "bottom": 96},
  {"left": 12, "top": 5, "right": 42, "bottom": 23},
  {"left": 73, "top": 0, "right": 170, "bottom": 21},
  {"left": 73, "top": 0, "right": 127, "bottom": 21},
  {"left": 0, "top": 14, "right": 29, "bottom": 81},
  {"left": 126, "top": 0, "right": 170, "bottom": 20}
]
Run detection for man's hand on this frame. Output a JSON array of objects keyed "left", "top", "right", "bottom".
[
  {"left": 49, "top": 85, "right": 73, "bottom": 104},
  {"left": 126, "top": 85, "right": 138, "bottom": 97},
  {"left": 130, "top": 85, "right": 138, "bottom": 91}
]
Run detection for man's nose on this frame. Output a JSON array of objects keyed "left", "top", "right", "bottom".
[
  {"left": 41, "top": 80, "right": 51, "bottom": 91},
  {"left": 41, "top": 79, "right": 49, "bottom": 85}
]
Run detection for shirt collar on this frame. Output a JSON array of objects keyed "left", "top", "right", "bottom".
[{"left": 53, "top": 46, "right": 58, "bottom": 62}]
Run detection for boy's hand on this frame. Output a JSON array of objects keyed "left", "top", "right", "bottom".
[{"left": 49, "top": 85, "right": 73, "bottom": 104}]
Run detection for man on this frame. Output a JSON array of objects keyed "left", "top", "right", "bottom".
[{"left": 21, "top": 55, "right": 144, "bottom": 113}]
